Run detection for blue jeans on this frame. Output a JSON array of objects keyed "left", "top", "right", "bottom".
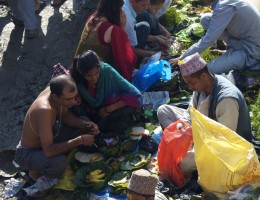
[
  {"left": 7, "top": 0, "right": 37, "bottom": 30},
  {"left": 135, "top": 21, "right": 150, "bottom": 49}
]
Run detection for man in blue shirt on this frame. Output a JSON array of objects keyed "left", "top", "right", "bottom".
[
  {"left": 123, "top": 0, "right": 168, "bottom": 58},
  {"left": 170, "top": 0, "right": 260, "bottom": 74}
]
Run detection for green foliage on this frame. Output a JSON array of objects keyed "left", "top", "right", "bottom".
[
  {"left": 200, "top": 48, "right": 220, "bottom": 62},
  {"left": 160, "top": 6, "right": 185, "bottom": 27},
  {"left": 170, "top": 90, "right": 191, "bottom": 103},
  {"left": 108, "top": 171, "right": 130, "bottom": 194},
  {"left": 250, "top": 91, "right": 260, "bottom": 139},
  {"left": 120, "top": 150, "right": 151, "bottom": 171}
]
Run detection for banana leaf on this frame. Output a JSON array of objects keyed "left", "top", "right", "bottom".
[
  {"left": 120, "top": 150, "right": 151, "bottom": 171},
  {"left": 108, "top": 171, "right": 130, "bottom": 194},
  {"left": 74, "top": 161, "right": 113, "bottom": 192},
  {"left": 72, "top": 190, "right": 89, "bottom": 200},
  {"left": 99, "top": 145, "right": 122, "bottom": 157}
]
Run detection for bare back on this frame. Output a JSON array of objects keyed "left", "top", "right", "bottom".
[{"left": 21, "top": 87, "right": 60, "bottom": 149}]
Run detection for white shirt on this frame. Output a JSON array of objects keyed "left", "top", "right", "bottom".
[
  {"left": 155, "top": 0, "right": 173, "bottom": 18},
  {"left": 190, "top": 92, "right": 239, "bottom": 131},
  {"left": 123, "top": 0, "right": 138, "bottom": 46}
]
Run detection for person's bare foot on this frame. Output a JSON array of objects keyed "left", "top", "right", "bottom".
[{"left": 29, "top": 170, "right": 43, "bottom": 181}]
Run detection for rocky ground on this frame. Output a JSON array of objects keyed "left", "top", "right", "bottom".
[
  {"left": 0, "top": 1, "right": 98, "bottom": 199},
  {"left": 0, "top": 0, "right": 97, "bottom": 152}
]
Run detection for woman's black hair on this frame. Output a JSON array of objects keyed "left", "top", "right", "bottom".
[
  {"left": 97, "top": 0, "right": 124, "bottom": 26},
  {"left": 70, "top": 50, "right": 101, "bottom": 86}
]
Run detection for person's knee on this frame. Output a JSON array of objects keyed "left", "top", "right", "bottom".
[
  {"left": 44, "top": 155, "right": 67, "bottom": 178},
  {"left": 136, "top": 21, "right": 150, "bottom": 33},
  {"left": 157, "top": 104, "right": 168, "bottom": 120}
]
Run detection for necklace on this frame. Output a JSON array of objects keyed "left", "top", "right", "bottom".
[
  {"left": 53, "top": 106, "right": 62, "bottom": 139},
  {"left": 48, "top": 95, "right": 62, "bottom": 139}
]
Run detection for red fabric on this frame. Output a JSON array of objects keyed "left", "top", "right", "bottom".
[
  {"left": 111, "top": 26, "right": 137, "bottom": 81},
  {"left": 157, "top": 120, "right": 193, "bottom": 187},
  {"left": 96, "top": 23, "right": 136, "bottom": 81},
  {"left": 84, "top": 19, "right": 136, "bottom": 81},
  {"left": 97, "top": 21, "right": 112, "bottom": 47}
]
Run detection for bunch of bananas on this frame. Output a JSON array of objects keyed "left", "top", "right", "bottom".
[{"left": 85, "top": 169, "right": 105, "bottom": 183}]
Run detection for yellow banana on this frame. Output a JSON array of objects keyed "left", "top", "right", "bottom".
[
  {"left": 91, "top": 172, "right": 105, "bottom": 180},
  {"left": 91, "top": 178, "right": 105, "bottom": 183},
  {"left": 90, "top": 155, "right": 100, "bottom": 162},
  {"left": 90, "top": 169, "right": 102, "bottom": 176}
]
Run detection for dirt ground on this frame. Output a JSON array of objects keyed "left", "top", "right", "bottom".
[{"left": 0, "top": 0, "right": 97, "bottom": 152}]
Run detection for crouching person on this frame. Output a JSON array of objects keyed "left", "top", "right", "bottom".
[
  {"left": 157, "top": 52, "right": 252, "bottom": 174},
  {"left": 15, "top": 75, "right": 100, "bottom": 183},
  {"left": 127, "top": 169, "right": 167, "bottom": 200}
]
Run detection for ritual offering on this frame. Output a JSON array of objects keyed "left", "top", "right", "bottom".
[
  {"left": 130, "top": 127, "right": 145, "bottom": 140},
  {"left": 99, "top": 137, "right": 122, "bottom": 157},
  {"left": 120, "top": 150, "right": 151, "bottom": 171},
  {"left": 74, "top": 152, "right": 104, "bottom": 164},
  {"left": 108, "top": 171, "right": 130, "bottom": 194},
  {"left": 74, "top": 161, "right": 113, "bottom": 192}
]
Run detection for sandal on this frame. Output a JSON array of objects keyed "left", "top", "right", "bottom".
[
  {"left": 51, "top": 0, "right": 66, "bottom": 7},
  {"left": 35, "top": 1, "right": 46, "bottom": 14},
  {"left": 25, "top": 29, "right": 38, "bottom": 39},
  {"left": 11, "top": 15, "right": 24, "bottom": 26}
]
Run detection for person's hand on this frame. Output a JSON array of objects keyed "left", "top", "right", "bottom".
[
  {"left": 210, "top": 49, "right": 226, "bottom": 54},
  {"left": 80, "top": 121, "right": 100, "bottom": 135},
  {"left": 155, "top": 35, "right": 168, "bottom": 48},
  {"left": 168, "top": 57, "right": 179, "bottom": 66},
  {"left": 162, "top": 28, "right": 171, "bottom": 38},
  {"left": 161, "top": 50, "right": 170, "bottom": 57},
  {"left": 98, "top": 107, "right": 110, "bottom": 118},
  {"left": 80, "top": 134, "right": 95, "bottom": 146},
  {"left": 120, "top": 10, "right": 126, "bottom": 30}
]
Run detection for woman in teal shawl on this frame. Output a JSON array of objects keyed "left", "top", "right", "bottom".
[{"left": 70, "top": 50, "right": 142, "bottom": 133}]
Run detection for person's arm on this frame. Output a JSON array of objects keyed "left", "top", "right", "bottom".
[
  {"left": 147, "top": 35, "right": 168, "bottom": 48},
  {"left": 61, "top": 108, "right": 99, "bottom": 135},
  {"left": 159, "top": 23, "right": 171, "bottom": 37},
  {"left": 98, "top": 101, "right": 126, "bottom": 118},
  {"left": 132, "top": 47, "right": 158, "bottom": 57},
  {"left": 38, "top": 108, "right": 95, "bottom": 157},
  {"left": 215, "top": 98, "right": 239, "bottom": 131},
  {"left": 181, "top": 5, "right": 236, "bottom": 59}
]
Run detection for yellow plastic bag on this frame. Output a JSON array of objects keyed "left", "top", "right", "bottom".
[{"left": 190, "top": 107, "right": 260, "bottom": 193}]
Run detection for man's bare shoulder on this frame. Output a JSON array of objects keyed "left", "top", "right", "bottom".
[{"left": 30, "top": 87, "right": 54, "bottom": 115}]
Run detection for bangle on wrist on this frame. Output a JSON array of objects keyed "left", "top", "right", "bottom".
[{"left": 80, "top": 135, "right": 84, "bottom": 145}]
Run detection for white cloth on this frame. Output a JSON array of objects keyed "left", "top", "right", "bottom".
[
  {"left": 122, "top": 0, "right": 138, "bottom": 46},
  {"left": 155, "top": 0, "right": 172, "bottom": 18}
]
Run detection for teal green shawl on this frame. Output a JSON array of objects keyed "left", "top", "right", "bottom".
[{"left": 77, "top": 62, "right": 140, "bottom": 108}]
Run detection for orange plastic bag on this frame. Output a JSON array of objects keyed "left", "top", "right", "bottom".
[{"left": 157, "top": 120, "right": 193, "bottom": 187}]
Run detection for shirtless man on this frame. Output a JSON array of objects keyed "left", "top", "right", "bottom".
[{"left": 15, "top": 75, "right": 99, "bottom": 181}]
